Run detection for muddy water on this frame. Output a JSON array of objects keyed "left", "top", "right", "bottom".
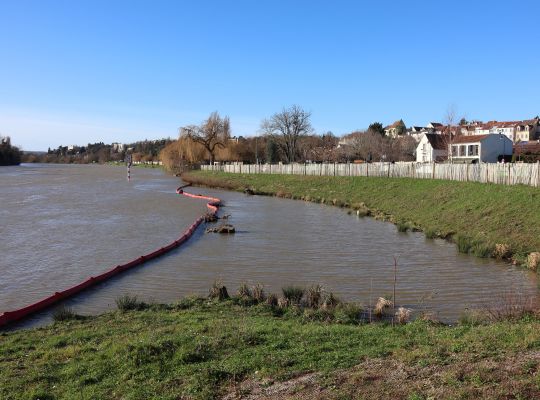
[{"left": 0, "top": 164, "right": 537, "bottom": 328}]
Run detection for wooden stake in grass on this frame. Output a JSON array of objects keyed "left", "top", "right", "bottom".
[{"left": 392, "top": 256, "right": 398, "bottom": 327}]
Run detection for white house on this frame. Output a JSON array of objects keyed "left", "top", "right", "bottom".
[
  {"left": 416, "top": 133, "right": 448, "bottom": 162},
  {"left": 450, "top": 134, "right": 513, "bottom": 163}
]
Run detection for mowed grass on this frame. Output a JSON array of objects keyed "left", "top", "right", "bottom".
[
  {"left": 183, "top": 171, "right": 540, "bottom": 263},
  {"left": 1, "top": 299, "right": 540, "bottom": 399}
]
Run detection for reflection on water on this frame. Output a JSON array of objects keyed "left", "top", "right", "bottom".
[{"left": 0, "top": 164, "right": 537, "bottom": 328}]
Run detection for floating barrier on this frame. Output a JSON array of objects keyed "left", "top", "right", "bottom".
[{"left": 0, "top": 188, "right": 221, "bottom": 328}]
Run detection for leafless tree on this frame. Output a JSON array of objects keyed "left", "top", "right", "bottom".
[
  {"left": 261, "top": 105, "right": 313, "bottom": 163},
  {"left": 445, "top": 105, "right": 457, "bottom": 162},
  {"left": 181, "top": 111, "right": 231, "bottom": 164}
]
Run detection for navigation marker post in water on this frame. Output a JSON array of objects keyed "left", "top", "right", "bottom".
[{"left": 126, "top": 153, "right": 132, "bottom": 181}]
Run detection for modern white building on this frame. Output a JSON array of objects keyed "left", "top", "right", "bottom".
[
  {"left": 450, "top": 134, "right": 513, "bottom": 163},
  {"left": 416, "top": 133, "right": 448, "bottom": 162}
]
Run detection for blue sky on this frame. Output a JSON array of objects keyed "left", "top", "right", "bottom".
[{"left": 1, "top": 0, "right": 539, "bottom": 150}]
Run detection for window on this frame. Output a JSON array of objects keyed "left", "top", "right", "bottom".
[
  {"left": 452, "top": 145, "right": 458, "bottom": 156},
  {"left": 459, "top": 145, "right": 466, "bottom": 156},
  {"left": 468, "top": 144, "right": 479, "bottom": 156}
]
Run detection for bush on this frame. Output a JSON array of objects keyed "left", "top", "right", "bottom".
[
  {"left": 266, "top": 293, "right": 278, "bottom": 307},
  {"left": 396, "top": 221, "right": 409, "bottom": 232},
  {"left": 209, "top": 281, "right": 229, "bottom": 301},
  {"left": 321, "top": 291, "right": 340, "bottom": 310},
  {"left": 252, "top": 283, "right": 265, "bottom": 303},
  {"left": 334, "top": 303, "right": 364, "bottom": 324},
  {"left": 306, "top": 284, "right": 322, "bottom": 308},
  {"left": 237, "top": 282, "right": 252, "bottom": 298},
  {"left": 116, "top": 294, "right": 146, "bottom": 312},
  {"left": 282, "top": 286, "right": 304, "bottom": 304},
  {"left": 424, "top": 228, "right": 438, "bottom": 239},
  {"left": 456, "top": 235, "right": 473, "bottom": 254},
  {"left": 471, "top": 241, "right": 493, "bottom": 258},
  {"left": 53, "top": 305, "right": 78, "bottom": 322}
]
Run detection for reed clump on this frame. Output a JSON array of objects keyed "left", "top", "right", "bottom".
[
  {"left": 374, "top": 297, "right": 393, "bottom": 318},
  {"left": 53, "top": 305, "right": 79, "bottom": 322},
  {"left": 209, "top": 281, "right": 229, "bottom": 301},
  {"left": 526, "top": 252, "right": 540, "bottom": 271},
  {"left": 493, "top": 243, "right": 512, "bottom": 260},
  {"left": 282, "top": 286, "right": 305, "bottom": 305},
  {"left": 116, "top": 294, "right": 147, "bottom": 312}
]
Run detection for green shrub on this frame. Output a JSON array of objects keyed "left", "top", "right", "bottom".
[
  {"left": 424, "top": 228, "right": 438, "bottom": 239},
  {"left": 334, "top": 303, "right": 364, "bottom": 324},
  {"left": 396, "top": 221, "right": 409, "bottom": 232},
  {"left": 116, "top": 294, "right": 146, "bottom": 312},
  {"left": 282, "top": 286, "right": 304, "bottom": 304},
  {"left": 456, "top": 235, "right": 473, "bottom": 254},
  {"left": 53, "top": 305, "right": 78, "bottom": 322},
  {"left": 471, "top": 241, "right": 493, "bottom": 258}
]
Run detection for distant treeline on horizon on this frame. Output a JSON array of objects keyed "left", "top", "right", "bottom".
[{"left": 23, "top": 139, "right": 173, "bottom": 164}]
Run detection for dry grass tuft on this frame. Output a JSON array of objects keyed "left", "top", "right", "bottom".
[
  {"left": 252, "top": 283, "right": 265, "bottom": 303},
  {"left": 320, "top": 291, "right": 340, "bottom": 310},
  {"left": 237, "top": 282, "right": 252, "bottom": 298},
  {"left": 526, "top": 252, "right": 540, "bottom": 271},
  {"left": 374, "top": 297, "right": 393, "bottom": 317},
  {"left": 277, "top": 296, "right": 289, "bottom": 309},
  {"left": 493, "top": 243, "right": 512, "bottom": 259},
  {"left": 209, "top": 281, "right": 229, "bottom": 301},
  {"left": 306, "top": 284, "right": 323, "bottom": 309},
  {"left": 395, "top": 307, "right": 412, "bottom": 324},
  {"left": 266, "top": 293, "right": 278, "bottom": 307}
]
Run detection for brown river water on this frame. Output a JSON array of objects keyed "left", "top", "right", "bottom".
[{"left": 0, "top": 164, "right": 538, "bottom": 328}]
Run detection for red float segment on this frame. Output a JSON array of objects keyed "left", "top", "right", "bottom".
[{"left": 0, "top": 188, "right": 221, "bottom": 328}]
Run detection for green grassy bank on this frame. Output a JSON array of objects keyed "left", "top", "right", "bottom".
[
  {"left": 2, "top": 294, "right": 540, "bottom": 400},
  {"left": 182, "top": 171, "right": 540, "bottom": 267}
]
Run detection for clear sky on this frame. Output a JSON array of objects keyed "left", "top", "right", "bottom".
[{"left": 1, "top": 0, "right": 539, "bottom": 151}]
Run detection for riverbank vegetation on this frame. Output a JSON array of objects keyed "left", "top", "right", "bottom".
[
  {"left": 1, "top": 283, "right": 540, "bottom": 399},
  {"left": 0, "top": 136, "right": 22, "bottom": 166},
  {"left": 182, "top": 171, "right": 540, "bottom": 268},
  {"left": 159, "top": 108, "right": 418, "bottom": 174}
]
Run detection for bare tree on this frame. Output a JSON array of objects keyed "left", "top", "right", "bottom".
[
  {"left": 445, "top": 105, "right": 457, "bottom": 163},
  {"left": 181, "top": 111, "right": 231, "bottom": 164},
  {"left": 261, "top": 105, "right": 313, "bottom": 163}
]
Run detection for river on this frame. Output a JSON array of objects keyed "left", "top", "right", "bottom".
[{"left": 0, "top": 163, "right": 537, "bottom": 328}]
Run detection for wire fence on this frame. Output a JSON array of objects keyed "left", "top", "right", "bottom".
[{"left": 201, "top": 161, "right": 540, "bottom": 187}]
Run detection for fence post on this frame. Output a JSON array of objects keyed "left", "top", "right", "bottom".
[
  {"left": 432, "top": 163, "right": 436, "bottom": 179},
  {"left": 537, "top": 161, "right": 540, "bottom": 187},
  {"left": 366, "top": 162, "right": 369, "bottom": 177}
]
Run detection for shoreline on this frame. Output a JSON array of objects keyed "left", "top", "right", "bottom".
[
  {"left": 181, "top": 171, "right": 540, "bottom": 270},
  {"left": 1, "top": 292, "right": 539, "bottom": 399}
]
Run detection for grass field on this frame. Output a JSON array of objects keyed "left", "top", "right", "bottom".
[
  {"left": 2, "top": 295, "right": 540, "bottom": 400},
  {"left": 182, "top": 171, "right": 540, "bottom": 267}
]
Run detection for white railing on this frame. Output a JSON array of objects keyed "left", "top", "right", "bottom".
[{"left": 201, "top": 162, "right": 540, "bottom": 187}]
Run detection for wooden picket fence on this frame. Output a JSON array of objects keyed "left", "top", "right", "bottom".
[{"left": 201, "top": 162, "right": 540, "bottom": 187}]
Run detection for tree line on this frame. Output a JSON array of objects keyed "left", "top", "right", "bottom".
[
  {"left": 0, "top": 136, "right": 22, "bottom": 166},
  {"left": 160, "top": 106, "right": 417, "bottom": 172},
  {"left": 24, "top": 139, "right": 173, "bottom": 164}
]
